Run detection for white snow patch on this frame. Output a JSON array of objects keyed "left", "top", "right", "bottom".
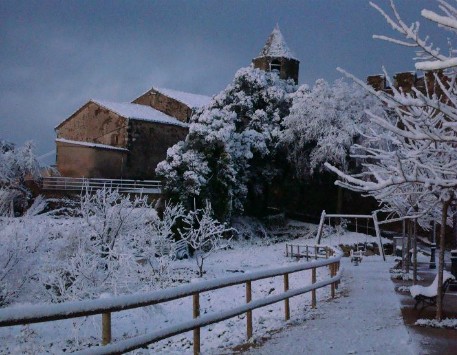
[
  {"left": 55, "top": 139, "right": 129, "bottom": 151},
  {"left": 416, "top": 317, "right": 457, "bottom": 329},
  {"left": 410, "top": 271, "right": 454, "bottom": 298},
  {"left": 153, "top": 87, "right": 212, "bottom": 109},
  {"left": 255, "top": 24, "right": 297, "bottom": 60},
  {"left": 92, "top": 100, "right": 189, "bottom": 127}
]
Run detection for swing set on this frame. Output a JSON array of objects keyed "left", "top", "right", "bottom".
[{"left": 314, "top": 210, "right": 386, "bottom": 261}]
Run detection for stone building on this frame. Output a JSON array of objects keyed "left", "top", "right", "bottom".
[
  {"left": 252, "top": 24, "right": 299, "bottom": 84},
  {"left": 367, "top": 70, "right": 448, "bottom": 97},
  {"left": 55, "top": 25, "right": 298, "bottom": 180},
  {"left": 55, "top": 88, "right": 210, "bottom": 179}
]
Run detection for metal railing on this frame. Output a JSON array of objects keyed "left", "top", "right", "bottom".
[
  {"left": 41, "top": 177, "right": 162, "bottom": 194},
  {"left": 0, "top": 246, "right": 342, "bottom": 355}
]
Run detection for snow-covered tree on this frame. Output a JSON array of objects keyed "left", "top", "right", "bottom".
[
  {"left": 157, "top": 66, "right": 296, "bottom": 220},
  {"left": 283, "top": 79, "right": 383, "bottom": 178},
  {"left": 180, "top": 201, "right": 233, "bottom": 277},
  {"left": 282, "top": 79, "right": 384, "bottom": 213},
  {"left": 326, "top": 0, "right": 457, "bottom": 320}
]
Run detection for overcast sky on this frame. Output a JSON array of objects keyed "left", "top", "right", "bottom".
[{"left": 0, "top": 0, "right": 444, "bottom": 161}]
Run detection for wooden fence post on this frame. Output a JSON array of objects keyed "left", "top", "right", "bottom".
[
  {"left": 311, "top": 267, "right": 316, "bottom": 308},
  {"left": 246, "top": 280, "right": 253, "bottom": 340},
  {"left": 306, "top": 245, "right": 309, "bottom": 261},
  {"left": 297, "top": 246, "right": 300, "bottom": 258},
  {"left": 284, "top": 273, "right": 290, "bottom": 320},
  {"left": 286, "top": 244, "right": 289, "bottom": 257},
  {"left": 314, "top": 246, "right": 318, "bottom": 260},
  {"left": 335, "top": 261, "right": 340, "bottom": 290},
  {"left": 193, "top": 293, "right": 200, "bottom": 355},
  {"left": 102, "top": 312, "right": 111, "bottom": 345},
  {"left": 331, "top": 264, "right": 335, "bottom": 298}
]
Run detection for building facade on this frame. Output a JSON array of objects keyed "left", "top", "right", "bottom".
[{"left": 54, "top": 25, "right": 298, "bottom": 180}]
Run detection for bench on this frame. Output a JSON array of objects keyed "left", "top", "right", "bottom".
[{"left": 410, "top": 271, "right": 455, "bottom": 311}]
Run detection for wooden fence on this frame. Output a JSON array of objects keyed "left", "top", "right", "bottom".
[
  {"left": 41, "top": 177, "right": 162, "bottom": 194},
  {"left": 0, "top": 246, "right": 342, "bottom": 355}
]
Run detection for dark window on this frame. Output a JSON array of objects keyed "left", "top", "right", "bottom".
[{"left": 270, "top": 60, "right": 281, "bottom": 73}]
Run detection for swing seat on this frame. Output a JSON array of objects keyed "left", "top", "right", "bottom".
[{"left": 350, "top": 249, "right": 363, "bottom": 263}]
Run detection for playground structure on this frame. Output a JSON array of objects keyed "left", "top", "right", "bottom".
[{"left": 314, "top": 210, "right": 386, "bottom": 261}]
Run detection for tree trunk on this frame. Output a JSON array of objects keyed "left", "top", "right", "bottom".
[
  {"left": 336, "top": 186, "right": 343, "bottom": 225},
  {"left": 402, "top": 219, "right": 406, "bottom": 272},
  {"left": 405, "top": 221, "right": 411, "bottom": 274},
  {"left": 452, "top": 205, "right": 457, "bottom": 250},
  {"left": 413, "top": 219, "right": 418, "bottom": 285},
  {"left": 437, "top": 199, "right": 452, "bottom": 321}
]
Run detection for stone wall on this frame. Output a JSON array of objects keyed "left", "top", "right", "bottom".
[
  {"left": 133, "top": 89, "right": 192, "bottom": 123},
  {"left": 125, "top": 120, "right": 189, "bottom": 179},
  {"left": 56, "top": 141, "right": 127, "bottom": 178},
  {"left": 56, "top": 102, "right": 128, "bottom": 148},
  {"left": 252, "top": 56, "right": 299, "bottom": 84},
  {"left": 367, "top": 70, "right": 448, "bottom": 96}
]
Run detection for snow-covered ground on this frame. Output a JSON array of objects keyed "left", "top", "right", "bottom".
[
  {"left": 0, "top": 220, "right": 396, "bottom": 354},
  {"left": 247, "top": 256, "right": 417, "bottom": 355}
]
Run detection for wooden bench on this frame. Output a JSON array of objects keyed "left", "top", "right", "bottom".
[{"left": 410, "top": 271, "right": 455, "bottom": 311}]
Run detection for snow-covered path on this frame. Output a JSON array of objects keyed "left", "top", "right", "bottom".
[{"left": 248, "top": 256, "right": 417, "bottom": 354}]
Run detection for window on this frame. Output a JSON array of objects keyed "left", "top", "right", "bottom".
[
  {"left": 111, "top": 134, "right": 119, "bottom": 145},
  {"left": 270, "top": 60, "right": 281, "bottom": 73}
]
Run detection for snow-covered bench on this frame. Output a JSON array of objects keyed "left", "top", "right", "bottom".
[{"left": 410, "top": 271, "right": 455, "bottom": 311}]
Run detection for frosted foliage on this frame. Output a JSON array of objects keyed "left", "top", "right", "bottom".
[
  {"left": 0, "top": 195, "right": 192, "bottom": 306},
  {"left": 0, "top": 140, "right": 40, "bottom": 185},
  {"left": 327, "top": 1, "right": 457, "bottom": 210},
  {"left": 40, "top": 191, "right": 184, "bottom": 302},
  {"left": 326, "top": 1, "right": 457, "bottom": 320},
  {"left": 0, "top": 218, "right": 45, "bottom": 306},
  {"left": 370, "top": 0, "right": 457, "bottom": 72},
  {"left": 157, "top": 67, "right": 295, "bottom": 217},
  {"left": 180, "top": 201, "right": 232, "bottom": 277},
  {"left": 0, "top": 141, "right": 41, "bottom": 217},
  {"left": 283, "top": 79, "right": 383, "bottom": 177}
]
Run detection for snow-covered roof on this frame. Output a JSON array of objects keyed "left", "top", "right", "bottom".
[
  {"left": 56, "top": 138, "right": 129, "bottom": 151},
  {"left": 256, "top": 24, "right": 297, "bottom": 60},
  {"left": 92, "top": 100, "right": 189, "bottom": 128},
  {"left": 152, "top": 87, "right": 212, "bottom": 109}
]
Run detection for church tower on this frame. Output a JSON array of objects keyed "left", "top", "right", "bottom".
[{"left": 252, "top": 25, "right": 300, "bottom": 84}]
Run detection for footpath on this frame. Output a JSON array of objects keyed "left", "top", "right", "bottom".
[{"left": 246, "top": 256, "right": 418, "bottom": 354}]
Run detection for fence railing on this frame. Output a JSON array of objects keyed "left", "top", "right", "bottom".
[
  {"left": 0, "top": 246, "right": 342, "bottom": 355},
  {"left": 286, "top": 243, "right": 331, "bottom": 260},
  {"left": 41, "top": 177, "right": 162, "bottom": 194}
]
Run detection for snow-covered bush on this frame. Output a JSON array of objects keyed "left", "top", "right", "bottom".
[
  {"left": 180, "top": 201, "right": 233, "bottom": 277},
  {"left": 157, "top": 66, "right": 296, "bottom": 220},
  {"left": 138, "top": 202, "right": 186, "bottom": 285},
  {"left": 0, "top": 140, "right": 41, "bottom": 217},
  {"left": 0, "top": 217, "right": 46, "bottom": 307},
  {"left": 41, "top": 188, "right": 160, "bottom": 301}
]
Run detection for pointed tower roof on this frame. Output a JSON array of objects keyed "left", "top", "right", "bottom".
[{"left": 256, "top": 24, "right": 297, "bottom": 60}]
